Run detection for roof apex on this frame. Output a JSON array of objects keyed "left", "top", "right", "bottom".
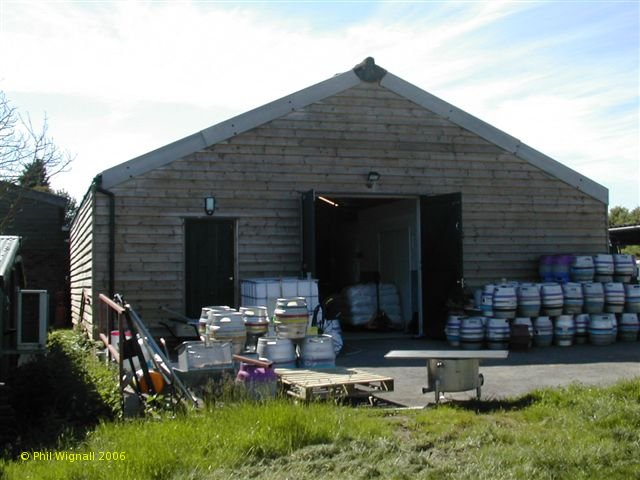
[{"left": 98, "top": 59, "right": 608, "bottom": 205}]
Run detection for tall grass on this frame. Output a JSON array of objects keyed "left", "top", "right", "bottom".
[
  {"left": 1, "top": 400, "right": 390, "bottom": 480},
  {"left": 2, "top": 378, "right": 638, "bottom": 479}
]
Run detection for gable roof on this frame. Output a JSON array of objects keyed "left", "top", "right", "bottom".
[
  {"left": 0, "top": 182, "right": 68, "bottom": 208},
  {"left": 99, "top": 57, "right": 608, "bottom": 204}
]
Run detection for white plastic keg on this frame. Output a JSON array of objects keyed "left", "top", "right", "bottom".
[
  {"left": 485, "top": 317, "right": 510, "bottom": 350},
  {"left": 618, "top": 313, "right": 639, "bottom": 342},
  {"left": 624, "top": 284, "right": 640, "bottom": 313},
  {"left": 459, "top": 316, "right": 485, "bottom": 350},
  {"left": 492, "top": 284, "right": 517, "bottom": 319},
  {"left": 582, "top": 282, "right": 605, "bottom": 314},
  {"left": 570, "top": 256, "right": 594, "bottom": 282},
  {"left": 562, "top": 283, "right": 584, "bottom": 314},
  {"left": 574, "top": 313, "right": 590, "bottom": 344},
  {"left": 613, "top": 254, "right": 635, "bottom": 282},
  {"left": 603, "top": 282, "right": 625, "bottom": 313},
  {"left": 517, "top": 284, "right": 541, "bottom": 317},
  {"left": 533, "top": 316, "right": 553, "bottom": 347},
  {"left": 593, "top": 254, "right": 614, "bottom": 282},
  {"left": 554, "top": 315, "right": 575, "bottom": 347},
  {"left": 257, "top": 337, "right": 297, "bottom": 368},
  {"left": 274, "top": 297, "right": 309, "bottom": 340},
  {"left": 540, "top": 283, "right": 564, "bottom": 316},
  {"left": 589, "top": 313, "right": 616, "bottom": 346},
  {"left": 446, "top": 315, "right": 465, "bottom": 347},
  {"left": 299, "top": 335, "right": 336, "bottom": 368}
]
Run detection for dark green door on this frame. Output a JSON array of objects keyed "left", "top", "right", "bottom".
[
  {"left": 185, "top": 219, "right": 235, "bottom": 318},
  {"left": 421, "top": 193, "right": 463, "bottom": 339}
]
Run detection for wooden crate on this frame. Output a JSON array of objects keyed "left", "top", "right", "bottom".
[{"left": 276, "top": 367, "right": 394, "bottom": 401}]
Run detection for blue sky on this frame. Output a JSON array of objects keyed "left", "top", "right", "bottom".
[{"left": 0, "top": 0, "right": 638, "bottom": 208}]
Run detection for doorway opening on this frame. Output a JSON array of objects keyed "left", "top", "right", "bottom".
[
  {"left": 311, "top": 195, "right": 420, "bottom": 333},
  {"left": 302, "top": 192, "right": 463, "bottom": 339}
]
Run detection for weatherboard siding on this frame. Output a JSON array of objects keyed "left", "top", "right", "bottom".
[
  {"left": 69, "top": 189, "right": 95, "bottom": 332},
  {"left": 85, "top": 81, "right": 606, "bottom": 327}
]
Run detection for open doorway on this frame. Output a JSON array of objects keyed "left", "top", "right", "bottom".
[
  {"left": 302, "top": 192, "right": 463, "bottom": 339},
  {"left": 307, "top": 194, "right": 420, "bottom": 333}
]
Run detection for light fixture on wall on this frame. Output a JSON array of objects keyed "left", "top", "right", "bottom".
[
  {"left": 367, "top": 171, "right": 381, "bottom": 188},
  {"left": 204, "top": 196, "right": 216, "bottom": 215}
]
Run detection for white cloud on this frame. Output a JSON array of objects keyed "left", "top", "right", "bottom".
[{"left": 0, "top": 1, "right": 637, "bottom": 207}]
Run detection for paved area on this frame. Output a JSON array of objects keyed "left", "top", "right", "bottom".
[{"left": 335, "top": 333, "right": 640, "bottom": 407}]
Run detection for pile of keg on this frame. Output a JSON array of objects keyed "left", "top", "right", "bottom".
[
  {"left": 198, "top": 305, "right": 270, "bottom": 354},
  {"left": 446, "top": 253, "right": 640, "bottom": 349},
  {"left": 197, "top": 297, "right": 336, "bottom": 369}
]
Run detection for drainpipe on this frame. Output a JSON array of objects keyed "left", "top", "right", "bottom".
[{"left": 93, "top": 175, "right": 115, "bottom": 299}]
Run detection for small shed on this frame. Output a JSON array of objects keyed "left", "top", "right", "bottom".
[
  {"left": 0, "top": 182, "right": 70, "bottom": 326},
  {"left": 70, "top": 58, "right": 608, "bottom": 339}
]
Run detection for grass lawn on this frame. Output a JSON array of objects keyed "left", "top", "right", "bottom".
[{"left": 2, "top": 377, "right": 638, "bottom": 479}]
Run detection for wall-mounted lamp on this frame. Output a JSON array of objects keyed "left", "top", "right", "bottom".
[
  {"left": 204, "top": 196, "right": 216, "bottom": 215},
  {"left": 367, "top": 171, "right": 381, "bottom": 188}
]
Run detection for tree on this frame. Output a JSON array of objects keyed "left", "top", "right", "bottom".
[
  {"left": 0, "top": 91, "right": 73, "bottom": 185},
  {"left": 609, "top": 206, "right": 640, "bottom": 227},
  {"left": 609, "top": 205, "right": 640, "bottom": 257}
]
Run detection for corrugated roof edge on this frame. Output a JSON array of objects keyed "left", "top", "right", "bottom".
[
  {"left": 0, "top": 236, "right": 20, "bottom": 286},
  {"left": 99, "top": 69, "right": 361, "bottom": 189},
  {"left": 98, "top": 58, "right": 608, "bottom": 205}
]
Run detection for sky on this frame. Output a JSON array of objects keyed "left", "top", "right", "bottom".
[{"left": 0, "top": 0, "right": 638, "bottom": 208}]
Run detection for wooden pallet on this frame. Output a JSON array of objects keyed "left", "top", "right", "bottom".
[{"left": 276, "top": 367, "right": 394, "bottom": 401}]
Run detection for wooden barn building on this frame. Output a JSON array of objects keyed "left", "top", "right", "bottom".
[{"left": 70, "top": 58, "right": 608, "bottom": 340}]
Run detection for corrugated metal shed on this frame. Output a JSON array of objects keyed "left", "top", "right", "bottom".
[{"left": 0, "top": 236, "right": 20, "bottom": 288}]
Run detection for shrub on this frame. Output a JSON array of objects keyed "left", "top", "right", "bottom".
[{"left": 6, "top": 328, "right": 120, "bottom": 454}]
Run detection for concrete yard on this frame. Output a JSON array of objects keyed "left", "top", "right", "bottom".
[{"left": 335, "top": 333, "right": 640, "bottom": 407}]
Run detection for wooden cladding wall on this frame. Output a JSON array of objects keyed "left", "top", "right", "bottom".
[
  {"left": 98, "top": 82, "right": 606, "bottom": 326},
  {"left": 70, "top": 189, "right": 95, "bottom": 332}
]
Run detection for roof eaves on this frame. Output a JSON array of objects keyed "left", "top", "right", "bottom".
[
  {"left": 380, "top": 72, "right": 609, "bottom": 205},
  {"left": 100, "top": 69, "right": 362, "bottom": 189}
]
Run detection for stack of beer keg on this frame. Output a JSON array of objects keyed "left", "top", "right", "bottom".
[{"left": 446, "top": 253, "right": 639, "bottom": 349}]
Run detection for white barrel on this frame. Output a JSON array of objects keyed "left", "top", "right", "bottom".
[
  {"left": 445, "top": 315, "right": 465, "bottom": 347},
  {"left": 208, "top": 311, "right": 247, "bottom": 354},
  {"left": 459, "top": 316, "right": 485, "bottom": 350},
  {"left": 570, "top": 256, "right": 594, "bottom": 282},
  {"left": 603, "top": 282, "right": 625, "bottom": 313},
  {"left": 199, "top": 305, "right": 232, "bottom": 336},
  {"left": 582, "top": 282, "right": 605, "bottom": 313},
  {"left": 618, "top": 313, "right": 639, "bottom": 342},
  {"left": 593, "top": 254, "right": 614, "bottom": 282},
  {"left": 299, "top": 335, "right": 336, "bottom": 368},
  {"left": 274, "top": 297, "right": 308, "bottom": 340},
  {"left": 256, "top": 337, "right": 297, "bottom": 368},
  {"left": 574, "top": 313, "right": 590, "bottom": 344},
  {"left": 517, "top": 284, "right": 541, "bottom": 317},
  {"left": 242, "top": 306, "right": 270, "bottom": 352},
  {"left": 589, "top": 313, "right": 616, "bottom": 345},
  {"left": 485, "top": 317, "right": 510, "bottom": 350},
  {"left": 554, "top": 315, "right": 575, "bottom": 347},
  {"left": 624, "top": 284, "right": 640, "bottom": 313},
  {"left": 613, "top": 254, "right": 635, "bottom": 282},
  {"left": 562, "top": 282, "right": 584, "bottom": 314},
  {"left": 480, "top": 284, "right": 495, "bottom": 317},
  {"left": 492, "top": 284, "right": 517, "bottom": 319},
  {"left": 533, "top": 316, "right": 553, "bottom": 347},
  {"left": 540, "top": 283, "right": 564, "bottom": 316}
]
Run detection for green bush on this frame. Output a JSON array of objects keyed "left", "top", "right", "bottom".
[{"left": 7, "top": 329, "right": 120, "bottom": 453}]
